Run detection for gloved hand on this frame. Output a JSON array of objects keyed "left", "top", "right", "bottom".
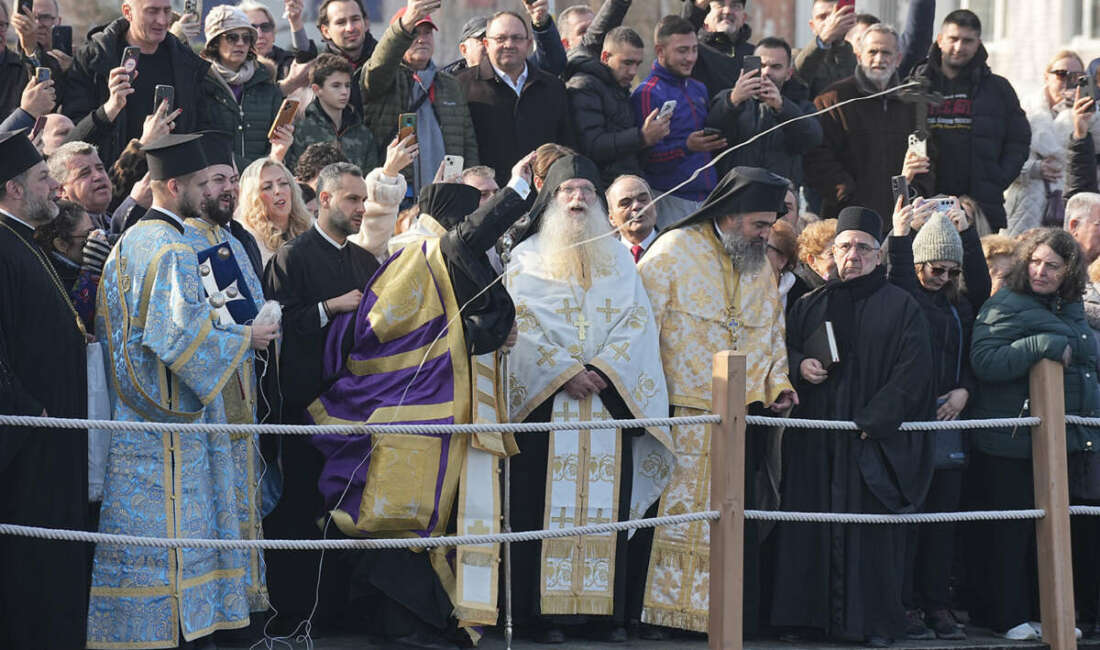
[{"left": 81, "top": 231, "right": 112, "bottom": 274}]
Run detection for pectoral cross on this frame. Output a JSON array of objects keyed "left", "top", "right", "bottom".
[
  {"left": 573, "top": 313, "right": 591, "bottom": 341},
  {"left": 723, "top": 305, "right": 740, "bottom": 336},
  {"left": 467, "top": 519, "right": 492, "bottom": 535},
  {"left": 551, "top": 507, "right": 574, "bottom": 528},
  {"left": 555, "top": 299, "right": 581, "bottom": 323},
  {"left": 590, "top": 508, "right": 611, "bottom": 525},
  {"left": 597, "top": 298, "right": 620, "bottom": 323},
  {"left": 553, "top": 400, "right": 577, "bottom": 421},
  {"left": 609, "top": 342, "right": 630, "bottom": 361}
]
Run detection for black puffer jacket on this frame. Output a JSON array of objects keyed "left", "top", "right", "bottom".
[
  {"left": 705, "top": 77, "right": 821, "bottom": 186},
  {"left": 564, "top": 54, "right": 644, "bottom": 187},
  {"left": 680, "top": 0, "right": 754, "bottom": 101},
  {"left": 196, "top": 61, "right": 283, "bottom": 170},
  {"left": 909, "top": 44, "right": 1030, "bottom": 231},
  {"left": 62, "top": 18, "right": 209, "bottom": 167}
]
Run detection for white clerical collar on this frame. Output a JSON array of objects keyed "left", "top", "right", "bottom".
[
  {"left": 314, "top": 221, "right": 347, "bottom": 250},
  {"left": 151, "top": 205, "right": 186, "bottom": 228},
  {"left": 620, "top": 228, "right": 657, "bottom": 251},
  {"left": 493, "top": 62, "right": 528, "bottom": 96},
  {"left": 0, "top": 207, "right": 35, "bottom": 231}
]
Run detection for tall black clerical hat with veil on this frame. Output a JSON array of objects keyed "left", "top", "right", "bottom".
[{"left": 666, "top": 166, "right": 789, "bottom": 231}]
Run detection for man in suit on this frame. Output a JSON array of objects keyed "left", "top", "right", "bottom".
[{"left": 607, "top": 174, "right": 657, "bottom": 262}]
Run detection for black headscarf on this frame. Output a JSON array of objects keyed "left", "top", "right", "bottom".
[
  {"left": 514, "top": 154, "right": 605, "bottom": 244},
  {"left": 418, "top": 183, "right": 482, "bottom": 230},
  {"left": 667, "top": 166, "right": 789, "bottom": 231}
]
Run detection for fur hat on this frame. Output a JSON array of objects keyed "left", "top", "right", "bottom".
[{"left": 912, "top": 212, "right": 964, "bottom": 265}]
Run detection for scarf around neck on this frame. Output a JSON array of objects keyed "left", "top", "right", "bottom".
[{"left": 211, "top": 58, "right": 256, "bottom": 87}]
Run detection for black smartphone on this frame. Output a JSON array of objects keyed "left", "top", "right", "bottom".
[
  {"left": 13, "top": 0, "right": 31, "bottom": 16},
  {"left": 742, "top": 55, "right": 761, "bottom": 76},
  {"left": 702, "top": 127, "right": 723, "bottom": 138},
  {"left": 154, "top": 85, "right": 174, "bottom": 113},
  {"left": 35, "top": 66, "right": 50, "bottom": 82},
  {"left": 121, "top": 46, "right": 140, "bottom": 79},
  {"left": 51, "top": 25, "right": 72, "bottom": 56},
  {"left": 891, "top": 174, "right": 909, "bottom": 208}
]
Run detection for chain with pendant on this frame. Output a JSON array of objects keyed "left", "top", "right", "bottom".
[
  {"left": 0, "top": 219, "right": 89, "bottom": 339},
  {"left": 721, "top": 258, "right": 742, "bottom": 349}
]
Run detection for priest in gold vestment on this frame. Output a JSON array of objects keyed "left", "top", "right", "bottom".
[
  {"left": 636, "top": 167, "right": 798, "bottom": 636},
  {"left": 506, "top": 156, "right": 675, "bottom": 643}
]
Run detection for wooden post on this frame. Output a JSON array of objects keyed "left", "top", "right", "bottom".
[
  {"left": 709, "top": 352, "right": 746, "bottom": 650},
  {"left": 1029, "top": 359, "right": 1076, "bottom": 650}
]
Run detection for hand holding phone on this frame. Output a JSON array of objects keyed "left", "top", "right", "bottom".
[
  {"left": 154, "top": 85, "right": 174, "bottom": 114},
  {"left": 658, "top": 100, "right": 677, "bottom": 120},
  {"left": 268, "top": 99, "right": 300, "bottom": 141},
  {"left": 121, "top": 46, "right": 140, "bottom": 79},
  {"left": 398, "top": 113, "right": 417, "bottom": 145},
  {"left": 35, "top": 67, "right": 50, "bottom": 83},
  {"left": 50, "top": 25, "right": 72, "bottom": 56}
]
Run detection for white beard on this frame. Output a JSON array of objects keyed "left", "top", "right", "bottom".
[{"left": 537, "top": 198, "right": 617, "bottom": 281}]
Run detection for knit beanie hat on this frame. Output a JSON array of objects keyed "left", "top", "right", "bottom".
[{"left": 912, "top": 212, "right": 964, "bottom": 265}]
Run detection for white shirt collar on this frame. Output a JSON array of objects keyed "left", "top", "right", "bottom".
[
  {"left": 151, "top": 205, "right": 186, "bottom": 228},
  {"left": 620, "top": 228, "right": 658, "bottom": 251},
  {"left": 493, "top": 62, "right": 528, "bottom": 96},
  {"left": 0, "top": 207, "right": 34, "bottom": 231},
  {"left": 314, "top": 221, "right": 347, "bottom": 250}
]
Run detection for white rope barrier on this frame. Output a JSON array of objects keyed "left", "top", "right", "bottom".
[
  {"left": 744, "top": 509, "right": 1046, "bottom": 524},
  {"left": 745, "top": 415, "right": 1041, "bottom": 431},
  {"left": 1066, "top": 415, "right": 1100, "bottom": 427},
  {"left": 1070, "top": 506, "right": 1100, "bottom": 516},
  {"left": 0, "top": 511, "right": 720, "bottom": 550},
  {"left": 0, "top": 413, "right": 721, "bottom": 435}
]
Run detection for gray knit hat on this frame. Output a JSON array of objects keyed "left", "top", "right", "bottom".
[{"left": 912, "top": 212, "right": 964, "bottom": 265}]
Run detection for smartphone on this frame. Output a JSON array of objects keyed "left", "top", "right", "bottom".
[
  {"left": 267, "top": 99, "right": 300, "bottom": 140},
  {"left": 154, "top": 85, "right": 175, "bottom": 113},
  {"left": 29, "top": 115, "right": 46, "bottom": 141},
  {"left": 51, "top": 25, "right": 72, "bottom": 56},
  {"left": 121, "top": 46, "right": 140, "bottom": 79},
  {"left": 891, "top": 175, "right": 909, "bottom": 208},
  {"left": 35, "top": 67, "right": 50, "bottom": 82},
  {"left": 442, "top": 154, "right": 464, "bottom": 179},
  {"left": 658, "top": 100, "right": 677, "bottom": 120},
  {"left": 907, "top": 133, "right": 927, "bottom": 159},
  {"left": 742, "top": 55, "right": 762, "bottom": 76},
  {"left": 398, "top": 113, "right": 417, "bottom": 145},
  {"left": 183, "top": 0, "right": 199, "bottom": 15},
  {"left": 701, "top": 127, "right": 723, "bottom": 138},
  {"left": 931, "top": 196, "right": 958, "bottom": 216},
  {"left": 13, "top": 0, "right": 30, "bottom": 17},
  {"left": 836, "top": 0, "right": 855, "bottom": 10}
]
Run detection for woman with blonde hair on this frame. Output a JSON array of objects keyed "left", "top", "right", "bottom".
[{"left": 237, "top": 157, "right": 313, "bottom": 265}]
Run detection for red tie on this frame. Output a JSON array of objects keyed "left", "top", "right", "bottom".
[{"left": 631, "top": 244, "right": 643, "bottom": 263}]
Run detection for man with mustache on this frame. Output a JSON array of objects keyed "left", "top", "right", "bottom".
[
  {"left": 804, "top": 23, "right": 936, "bottom": 222},
  {"left": 772, "top": 206, "right": 935, "bottom": 647},
  {"left": 635, "top": 166, "right": 796, "bottom": 638},
  {"left": 0, "top": 128, "right": 88, "bottom": 649}
]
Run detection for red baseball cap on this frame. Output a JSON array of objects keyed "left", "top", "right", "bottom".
[{"left": 391, "top": 7, "right": 437, "bottom": 31}]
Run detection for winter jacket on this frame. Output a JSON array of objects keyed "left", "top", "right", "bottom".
[
  {"left": 705, "top": 77, "right": 822, "bottom": 187},
  {"left": 1068, "top": 132, "right": 1099, "bottom": 200},
  {"left": 284, "top": 99, "right": 379, "bottom": 179},
  {"left": 679, "top": 1, "right": 754, "bottom": 102},
  {"left": 887, "top": 226, "right": 991, "bottom": 402},
  {"left": 795, "top": 37, "right": 858, "bottom": 101},
  {"left": 910, "top": 44, "right": 1030, "bottom": 232},
  {"left": 570, "top": 0, "right": 632, "bottom": 61},
  {"left": 565, "top": 54, "right": 645, "bottom": 187},
  {"left": 1004, "top": 90, "right": 1100, "bottom": 235},
  {"left": 196, "top": 60, "right": 283, "bottom": 170},
  {"left": 63, "top": 18, "right": 209, "bottom": 167},
  {"left": 970, "top": 288, "right": 1100, "bottom": 458},
  {"left": 631, "top": 61, "right": 717, "bottom": 202},
  {"left": 362, "top": 22, "right": 478, "bottom": 189},
  {"left": 457, "top": 58, "right": 573, "bottom": 188},
  {"left": 0, "top": 47, "right": 28, "bottom": 119},
  {"left": 803, "top": 70, "right": 935, "bottom": 224},
  {"left": 441, "top": 17, "right": 565, "bottom": 78}
]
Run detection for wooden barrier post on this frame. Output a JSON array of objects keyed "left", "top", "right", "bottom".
[
  {"left": 1029, "top": 359, "right": 1076, "bottom": 650},
  {"left": 710, "top": 352, "right": 746, "bottom": 650}
]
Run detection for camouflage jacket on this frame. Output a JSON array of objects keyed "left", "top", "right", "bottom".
[{"left": 284, "top": 99, "right": 380, "bottom": 176}]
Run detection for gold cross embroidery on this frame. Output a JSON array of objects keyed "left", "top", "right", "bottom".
[
  {"left": 467, "top": 519, "right": 492, "bottom": 535},
  {"left": 590, "top": 508, "right": 611, "bottom": 525},
  {"left": 609, "top": 342, "right": 630, "bottom": 361},
  {"left": 596, "top": 298, "right": 620, "bottom": 323},
  {"left": 573, "top": 313, "right": 592, "bottom": 341},
  {"left": 553, "top": 400, "right": 578, "bottom": 421},
  {"left": 536, "top": 346, "right": 556, "bottom": 367},
  {"left": 551, "top": 507, "right": 574, "bottom": 528},
  {"left": 555, "top": 299, "right": 581, "bottom": 323}
]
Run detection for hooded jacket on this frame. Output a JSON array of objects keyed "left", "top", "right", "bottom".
[
  {"left": 565, "top": 54, "right": 645, "bottom": 187},
  {"left": 63, "top": 18, "right": 209, "bottom": 168},
  {"left": 909, "top": 43, "right": 1030, "bottom": 231}
]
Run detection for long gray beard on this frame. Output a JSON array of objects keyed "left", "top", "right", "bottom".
[
  {"left": 538, "top": 200, "right": 615, "bottom": 279},
  {"left": 719, "top": 228, "right": 766, "bottom": 273}
]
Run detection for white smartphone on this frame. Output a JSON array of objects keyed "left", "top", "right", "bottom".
[
  {"left": 442, "top": 155, "right": 464, "bottom": 180},
  {"left": 907, "top": 133, "right": 927, "bottom": 159},
  {"left": 658, "top": 100, "right": 677, "bottom": 120},
  {"left": 931, "top": 196, "right": 957, "bottom": 216}
]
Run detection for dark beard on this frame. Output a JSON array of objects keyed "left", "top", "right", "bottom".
[
  {"left": 201, "top": 194, "right": 234, "bottom": 226},
  {"left": 720, "top": 229, "right": 766, "bottom": 273},
  {"left": 179, "top": 193, "right": 203, "bottom": 221}
]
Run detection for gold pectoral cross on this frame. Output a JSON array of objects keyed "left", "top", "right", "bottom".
[{"left": 723, "top": 304, "right": 740, "bottom": 336}]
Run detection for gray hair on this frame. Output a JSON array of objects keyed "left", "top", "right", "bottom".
[
  {"left": 316, "top": 162, "right": 363, "bottom": 196},
  {"left": 47, "top": 141, "right": 98, "bottom": 186},
  {"left": 860, "top": 22, "right": 900, "bottom": 48},
  {"left": 558, "top": 4, "right": 593, "bottom": 29},
  {"left": 236, "top": 0, "right": 274, "bottom": 23},
  {"left": 461, "top": 165, "right": 496, "bottom": 182},
  {"left": 1067, "top": 192, "right": 1100, "bottom": 228}
]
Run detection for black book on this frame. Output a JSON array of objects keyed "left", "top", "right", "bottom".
[{"left": 804, "top": 320, "right": 839, "bottom": 369}]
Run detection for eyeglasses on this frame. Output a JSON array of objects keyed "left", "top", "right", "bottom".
[
  {"left": 833, "top": 241, "right": 880, "bottom": 256},
  {"left": 252, "top": 22, "right": 275, "bottom": 33},
  {"left": 927, "top": 265, "right": 962, "bottom": 278},
  {"left": 557, "top": 184, "right": 597, "bottom": 198},
  {"left": 1049, "top": 69, "right": 1085, "bottom": 84},
  {"left": 487, "top": 34, "right": 528, "bottom": 44},
  {"left": 33, "top": 13, "right": 57, "bottom": 24},
  {"left": 221, "top": 31, "right": 256, "bottom": 45}
]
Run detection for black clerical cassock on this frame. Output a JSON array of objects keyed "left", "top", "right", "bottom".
[{"left": 0, "top": 129, "right": 88, "bottom": 648}]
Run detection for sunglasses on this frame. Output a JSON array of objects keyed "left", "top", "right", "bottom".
[
  {"left": 252, "top": 22, "right": 275, "bottom": 33},
  {"left": 927, "top": 265, "right": 962, "bottom": 278},
  {"left": 221, "top": 31, "right": 256, "bottom": 45},
  {"left": 1049, "top": 69, "right": 1084, "bottom": 83}
]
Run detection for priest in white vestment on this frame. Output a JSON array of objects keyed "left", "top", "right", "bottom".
[{"left": 505, "top": 155, "right": 675, "bottom": 643}]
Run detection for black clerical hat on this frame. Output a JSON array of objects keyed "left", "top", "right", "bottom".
[
  {"left": 836, "top": 206, "right": 884, "bottom": 241},
  {"left": 0, "top": 129, "right": 44, "bottom": 185},
  {"left": 668, "top": 166, "right": 789, "bottom": 231},
  {"left": 143, "top": 133, "right": 208, "bottom": 181},
  {"left": 418, "top": 183, "right": 482, "bottom": 230},
  {"left": 516, "top": 154, "right": 606, "bottom": 243},
  {"left": 198, "top": 131, "right": 235, "bottom": 169}
]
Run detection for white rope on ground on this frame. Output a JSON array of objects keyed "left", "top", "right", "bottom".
[
  {"left": 0, "top": 413, "right": 721, "bottom": 435},
  {"left": 1066, "top": 415, "right": 1100, "bottom": 427},
  {"left": 744, "top": 509, "right": 1047, "bottom": 523},
  {"left": 1070, "top": 506, "right": 1100, "bottom": 516},
  {"left": 745, "top": 415, "right": 1041, "bottom": 431},
  {"left": 0, "top": 511, "right": 720, "bottom": 550}
]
